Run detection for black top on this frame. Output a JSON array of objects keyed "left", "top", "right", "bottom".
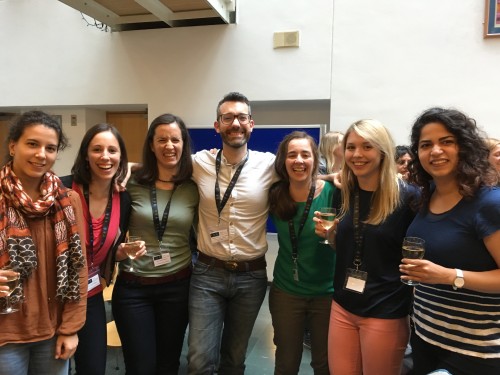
[{"left": 333, "top": 182, "right": 419, "bottom": 318}]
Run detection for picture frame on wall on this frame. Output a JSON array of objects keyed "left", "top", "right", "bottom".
[{"left": 484, "top": 0, "right": 500, "bottom": 38}]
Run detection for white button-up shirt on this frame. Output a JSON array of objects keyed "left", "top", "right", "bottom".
[{"left": 192, "top": 149, "right": 278, "bottom": 261}]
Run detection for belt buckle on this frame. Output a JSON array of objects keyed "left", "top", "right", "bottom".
[{"left": 224, "top": 261, "right": 239, "bottom": 271}]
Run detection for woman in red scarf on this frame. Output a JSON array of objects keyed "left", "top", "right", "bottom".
[{"left": 0, "top": 111, "right": 87, "bottom": 375}]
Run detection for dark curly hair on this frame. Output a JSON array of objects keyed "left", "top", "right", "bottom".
[{"left": 409, "top": 107, "right": 498, "bottom": 206}]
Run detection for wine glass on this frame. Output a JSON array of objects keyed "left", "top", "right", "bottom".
[
  {"left": 319, "top": 207, "right": 337, "bottom": 244},
  {"left": 0, "top": 266, "right": 20, "bottom": 314},
  {"left": 401, "top": 236, "right": 425, "bottom": 286},
  {"left": 123, "top": 236, "right": 142, "bottom": 272}
]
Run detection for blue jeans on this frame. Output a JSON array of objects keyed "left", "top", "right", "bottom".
[
  {"left": 111, "top": 276, "right": 190, "bottom": 375},
  {"left": 74, "top": 292, "right": 107, "bottom": 375},
  {"left": 269, "top": 284, "right": 331, "bottom": 375},
  {"left": 0, "top": 337, "right": 69, "bottom": 375},
  {"left": 187, "top": 261, "right": 268, "bottom": 375}
]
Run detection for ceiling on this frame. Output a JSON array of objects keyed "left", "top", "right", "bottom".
[{"left": 58, "top": 0, "right": 236, "bottom": 31}]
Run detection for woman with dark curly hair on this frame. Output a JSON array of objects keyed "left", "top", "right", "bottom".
[{"left": 401, "top": 108, "right": 500, "bottom": 375}]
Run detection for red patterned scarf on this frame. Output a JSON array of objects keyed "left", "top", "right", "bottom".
[{"left": 0, "top": 162, "right": 85, "bottom": 305}]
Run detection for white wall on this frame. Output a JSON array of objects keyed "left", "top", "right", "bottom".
[
  {"left": 331, "top": 0, "right": 500, "bottom": 145},
  {"left": 1, "top": 0, "right": 499, "bottom": 171}
]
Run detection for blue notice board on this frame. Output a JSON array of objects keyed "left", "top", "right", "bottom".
[{"left": 188, "top": 125, "right": 325, "bottom": 233}]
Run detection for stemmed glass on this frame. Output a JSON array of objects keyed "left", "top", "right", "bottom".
[
  {"left": 0, "top": 265, "right": 20, "bottom": 314},
  {"left": 401, "top": 236, "right": 425, "bottom": 286},
  {"left": 319, "top": 207, "right": 337, "bottom": 244},
  {"left": 123, "top": 236, "right": 142, "bottom": 272}
]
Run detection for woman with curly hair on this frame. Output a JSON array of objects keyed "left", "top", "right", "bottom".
[{"left": 401, "top": 108, "right": 500, "bottom": 375}]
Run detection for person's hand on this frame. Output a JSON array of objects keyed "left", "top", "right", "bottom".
[
  {"left": 333, "top": 172, "right": 342, "bottom": 188},
  {"left": 209, "top": 148, "right": 218, "bottom": 155},
  {"left": 115, "top": 240, "right": 147, "bottom": 261},
  {"left": 55, "top": 334, "right": 79, "bottom": 360},
  {"left": 313, "top": 211, "right": 339, "bottom": 244},
  {"left": 119, "top": 162, "right": 141, "bottom": 190},
  {"left": 0, "top": 270, "right": 19, "bottom": 297},
  {"left": 399, "top": 259, "right": 455, "bottom": 285}
]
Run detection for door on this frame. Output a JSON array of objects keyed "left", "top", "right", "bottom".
[{"left": 106, "top": 112, "right": 148, "bottom": 163}]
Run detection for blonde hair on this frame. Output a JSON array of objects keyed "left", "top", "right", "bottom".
[
  {"left": 319, "top": 131, "right": 344, "bottom": 173},
  {"left": 339, "top": 119, "right": 400, "bottom": 225},
  {"left": 485, "top": 138, "right": 500, "bottom": 152}
]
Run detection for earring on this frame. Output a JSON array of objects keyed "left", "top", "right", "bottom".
[{"left": 10, "top": 152, "right": 14, "bottom": 157}]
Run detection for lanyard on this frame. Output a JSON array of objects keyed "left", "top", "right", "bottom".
[
  {"left": 288, "top": 182, "right": 316, "bottom": 262},
  {"left": 352, "top": 187, "right": 366, "bottom": 270},
  {"left": 150, "top": 184, "right": 177, "bottom": 243},
  {"left": 215, "top": 149, "right": 248, "bottom": 220},
  {"left": 83, "top": 185, "right": 113, "bottom": 267}
]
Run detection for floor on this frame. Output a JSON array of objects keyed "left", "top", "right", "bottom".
[{"left": 72, "top": 234, "right": 413, "bottom": 374}]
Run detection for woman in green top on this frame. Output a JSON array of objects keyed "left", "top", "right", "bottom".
[{"left": 268, "top": 131, "right": 336, "bottom": 375}]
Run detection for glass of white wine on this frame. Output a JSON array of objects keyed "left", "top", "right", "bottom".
[
  {"left": 124, "top": 236, "right": 142, "bottom": 272},
  {"left": 0, "top": 265, "right": 20, "bottom": 314},
  {"left": 319, "top": 207, "right": 337, "bottom": 244},
  {"left": 401, "top": 236, "right": 425, "bottom": 286}
]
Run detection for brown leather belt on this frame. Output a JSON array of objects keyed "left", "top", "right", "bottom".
[
  {"left": 197, "top": 252, "right": 266, "bottom": 272},
  {"left": 118, "top": 266, "right": 191, "bottom": 285}
]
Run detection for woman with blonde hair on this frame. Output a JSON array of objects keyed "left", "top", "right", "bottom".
[
  {"left": 485, "top": 137, "right": 500, "bottom": 174},
  {"left": 315, "top": 119, "right": 419, "bottom": 375},
  {"left": 318, "top": 131, "right": 344, "bottom": 175}
]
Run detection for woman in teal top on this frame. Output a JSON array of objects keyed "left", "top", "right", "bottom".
[
  {"left": 268, "top": 131, "right": 336, "bottom": 375},
  {"left": 112, "top": 113, "right": 199, "bottom": 375}
]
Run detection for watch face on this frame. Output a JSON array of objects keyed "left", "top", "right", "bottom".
[{"left": 454, "top": 278, "right": 465, "bottom": 288}]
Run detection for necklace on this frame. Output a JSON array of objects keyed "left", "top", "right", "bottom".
[{"left": 157, "top": 178, "right": 173, "bottom": 183}]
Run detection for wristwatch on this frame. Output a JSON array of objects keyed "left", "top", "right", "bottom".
[{"left": 452, "top": 268, "right": 465, "bottom": 290}]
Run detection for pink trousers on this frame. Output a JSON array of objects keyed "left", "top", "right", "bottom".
[{"left": 328, "top": 300, "right": 409, "bottom": 375}]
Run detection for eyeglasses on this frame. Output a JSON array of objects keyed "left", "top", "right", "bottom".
[{"left": 219, "top": 113, "right": 251, "bottom": 125}]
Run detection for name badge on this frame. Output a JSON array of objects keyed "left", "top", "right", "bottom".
[
  {"left": 88, "top": 268, "right": 101, "bottom": 292},
  {"left": 344, "top": 268, "right": 368, "bottom": 294},
  {"left": 208, "top": 225, "right": 229, "bottom": 244},
  {"left": 153, "top": 252, "right": 171, "bottom": 267}
]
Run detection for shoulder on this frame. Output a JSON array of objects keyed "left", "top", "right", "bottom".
[
  {"left": 59, "top": 175, "right": 73, "bottom": 188},
  {"left": 192, "top": 150, "right": 216, "bottom": 166},
  {"left": 248, "top": 150, "right": 275, "bottom": 165}
]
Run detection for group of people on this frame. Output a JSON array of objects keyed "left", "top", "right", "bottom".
[{"left": 0, "top": 93, "right": 499, "bottom": 375}]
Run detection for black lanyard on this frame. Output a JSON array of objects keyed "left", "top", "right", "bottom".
[
  {"left": 288, "top": 182, "right": 316, "bottom": 262},
  {"left": 83, "top": 185, "right": 113, "bottom": 267},
  {"left": 150, "top": 184, "right": 177, "bottom": 243},
  {"left": 215, "top": 149, "right": 248, "bottom": 220},
  {"left": 352, "top": 187, "right": 366, "bottom": 270}
]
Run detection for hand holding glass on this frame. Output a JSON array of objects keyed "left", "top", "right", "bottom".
[
  {"left": 124, "top": 236, "right": 142, "bottom": 272},
  {"left": 401, "top": 236, "right": 425, "bottom": 286},
  {"left": 0, "top": 266, "right": 20, "bottom": 314},
  {"left": 319, "top": 207, "right": 337, "bottom": 244}
]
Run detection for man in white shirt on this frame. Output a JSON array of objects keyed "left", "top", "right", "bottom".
[{"left": 188, "top": 92, "right": 278, "bottom": 375}]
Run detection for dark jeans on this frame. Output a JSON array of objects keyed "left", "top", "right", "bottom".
[
  {"left": 411, "top": 329, "right": 500, "bottom": 375},
  {"left": 112, "top": 276, "right": 190, "bottom": 375},
  {"left": 74, "top": 292, "right": 107, "bottom": 375}
]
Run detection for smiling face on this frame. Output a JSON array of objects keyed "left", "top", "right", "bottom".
[
  {"left": 9, "top": 124, "right": 59, "bottom": 185},
  {"left": 417, "top": 122, "right": 459, "bottom": 182},
  {"left": 285, "top": 138, "right": 315, "bottom": 184},
  {"left": 345, "top": 131, "right": 382, "bottom": 188},
  {"left": 150, "top": 123, "right": 183, "bottom": 172},
  {"left": 214, "top": 101, "right": 254, "bottom": 149},
  {"left": 87, "top": 130, "right": 121, "bottom": 183}
]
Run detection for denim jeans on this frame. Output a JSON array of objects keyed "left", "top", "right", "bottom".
[
  {"left": 269, "top": 284, "right": 331, "bottom": 375},
  {"left": 187, "top": 260, "right": 268, "bottom": 375},
  {"left": 111, "top": 276, "right": 190, "bottom": 375},
  {"left": 0, "top": 337, "right": 69, "bottom": 375},
  {"left": 73, "top": 292, "right": 107, "bottom": 375}
]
